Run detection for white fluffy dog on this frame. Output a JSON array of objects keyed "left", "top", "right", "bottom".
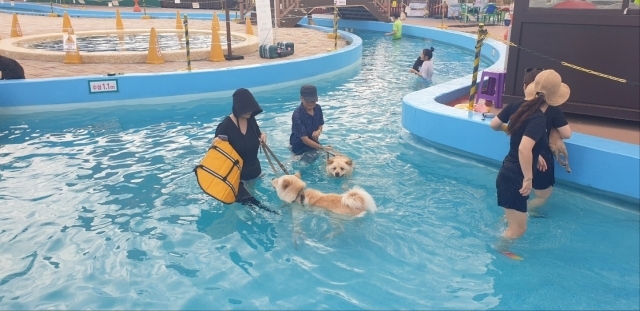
[{"left": 271, "top": 172, "right": 376, "bottom": 217}]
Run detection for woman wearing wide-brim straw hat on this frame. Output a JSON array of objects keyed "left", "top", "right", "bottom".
[{"left": 489, "top": 70, "right": 571, "bottom": 251}]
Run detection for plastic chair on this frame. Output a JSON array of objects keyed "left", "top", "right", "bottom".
[
  {"left": 478, "top": 4, "right": 500, "bottom": 24},
  {"left": 460, "top": 3, "right": 479, "bottom": 23},
  {"left": 476, "top": 70, "right": 506, "bottom": 109}
]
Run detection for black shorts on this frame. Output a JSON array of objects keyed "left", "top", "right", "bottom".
[
  {"left": 533, "top": 150, "right": 555, "bottom": 190},
  {"left": 496, "top": 161, "right": 528, "bottom": 213}
]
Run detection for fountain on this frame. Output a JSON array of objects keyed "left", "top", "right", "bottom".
[{"left": 0, "top": 29, "right": 258, "bottom": 63}]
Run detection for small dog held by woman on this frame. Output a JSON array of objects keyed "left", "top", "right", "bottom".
[{"left": 549, "top": 128, "right": 571, "bottom": 173}]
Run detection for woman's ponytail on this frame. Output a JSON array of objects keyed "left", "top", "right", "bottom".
[{"left": 506, "top": 93, "right": 547, "bottom": 135}]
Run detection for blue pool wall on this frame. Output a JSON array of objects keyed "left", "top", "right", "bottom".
[
  {"left": 0, "top": 2, "right": 237, "bottom": 19},
  {"left": 311, "top": 17, "right": 640, "bottom": 203},
  {"left": 0, "top": 24, "right": 362, "bottom": 112}
]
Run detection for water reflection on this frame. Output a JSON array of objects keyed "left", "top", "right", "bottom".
[
  {"left": 196, "top": 207, "right": 278, "bottom": 253},
  {"left": 26, "top": 33, "right": 244, "bottom": 53}
]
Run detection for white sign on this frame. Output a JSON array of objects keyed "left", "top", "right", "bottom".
[
  {"left": 174, "top": 0, "right": 180, "bottom": 3},
  {"left": 108, "top": 2, "right": 112, "bottom": 6},
  {"left": 191, "top": 2, "right": 199, "bottom": 8},
  {"left": 254, "top": 0, "right": 273, "bottom": 45},
  {"left": 10, "top": 0, "right": 15, "bottom": 6},
  {"left": 89, "top": 80, "right": 119, "bottom": 93},
  {"left": 63, "top": 34, "right": 77, "bottom": 52},
  {"left": 334, "top": 0, "right": 346, "bottom": 5},
  {"left": 407, "top": 1, "right": 426, "bottom": 17}
]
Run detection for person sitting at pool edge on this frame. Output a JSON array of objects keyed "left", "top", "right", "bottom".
[
  {"left": 289, "top": 85, "right": 326, "bottom": 157},
  {"left": 0, "top": 55, "right": 26, "bottom": 80},
  {"left": 385, "top": 12, "right": 402, "bottom": 40}
]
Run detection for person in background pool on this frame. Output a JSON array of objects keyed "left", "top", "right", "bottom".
[
  {"left": 385, "top": 12, "right": 403, "bottom": 40},
  {"left": 491, "top": 68, "right": 572, "bottom": 215},
  {"left": 213, "top": 88, "right": 275, "bottom": 213},
  {"left": 0, "top": 55, "right": 25, "bottom": 80},
  {"left": 409, "top": 47, "right": 435, "bottom": 82},
  {"left": 488, "top": 70, "right": 570, "bottom": 248}
]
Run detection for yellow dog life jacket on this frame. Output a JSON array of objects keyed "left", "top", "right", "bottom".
[{"left": 194, "top": 140, "right": 243, "bottom": 204}]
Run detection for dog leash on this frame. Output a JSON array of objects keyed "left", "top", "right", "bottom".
[
  {"left": 261, "top": 142, "right": 290, "bottom": 176},
  {"left": 325, "top": 149, "right": 335, "bottom": 159}
]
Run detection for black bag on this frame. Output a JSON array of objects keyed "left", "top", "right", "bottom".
[
  {"left": 259, "top": 44, "right": 279, "bottom": 59},
  {"left": 276, "top": 41, "right": 294, "bottom": 52},
  {"left": 277, "top": 48, "right": 294, "bottom": 58}
]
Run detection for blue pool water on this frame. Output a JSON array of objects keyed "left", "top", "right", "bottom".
[{"left": 0, "top": 30, "right": 638, "bottom": 310}]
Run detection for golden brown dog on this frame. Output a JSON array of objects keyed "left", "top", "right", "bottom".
[
  {"left": 271, "top": 172, "right": 376, "bottom": 217},
  {"left": 549, "top": 128, "right": 571, "bottom": 173},
  {"left": 326, "top": 153, "right": 354, "bottom": 178}
]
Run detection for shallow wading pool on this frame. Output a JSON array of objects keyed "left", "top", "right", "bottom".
[{"left": 0, "top": 30, "right": 638, "bottom": 310}]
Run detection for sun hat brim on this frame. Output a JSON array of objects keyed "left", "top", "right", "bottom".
[{"left": 524, "top": 81, "right": 570, "bottom": 106}]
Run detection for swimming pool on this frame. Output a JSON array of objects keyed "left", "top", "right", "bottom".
[{"left": 0, "top": 30, "right": 638, "bottom": 310}]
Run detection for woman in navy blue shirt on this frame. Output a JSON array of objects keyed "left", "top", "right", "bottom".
[{"left": 490, "top": 70, "right": 570, "bottom": 243}]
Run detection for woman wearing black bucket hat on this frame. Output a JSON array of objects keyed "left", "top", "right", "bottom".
[{"left": 214, "top": 88, "right": 268, "bottom": 209}]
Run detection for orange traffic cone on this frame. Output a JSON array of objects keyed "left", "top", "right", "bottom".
[
  {"left": 209, "top": 30, "right": 225, "bottom": 62},
  {"left": 245, "top": 16, "right": 254, "bottom": 35},
  {"left": 175, "top": 11, "right": 184, "bottom": 31},
  {"left": 11, "top": 13, "right": 22, "bottom": 38},
  {"left": 146, "top": 28, "right": 164, "bottom": 64},
  {"left": 62, "top": 12, "right": 73, "bottom": 33},
  {"left": 63, "top": 28, "right": 82, "bottom": 64},
  {"left": 212, "top": 12, "right": 220, "bottom": 32},
  {"left": 116, "top": 9, "right": 124, "bottom": 30}
]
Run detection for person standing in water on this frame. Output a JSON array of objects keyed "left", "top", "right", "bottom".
[
  {"left": 491, "top": 68, "right": 572, "bottom": 215},
  {"left": 213, "top": 88, "right": 275, "bottom": 213},
  {"left": 489, "top": 70, "right": 570, "bottom": 256},
  {"left": 409, "top": 47, "right": 435, "bottom": 82},
  {"left": 385, "top": 12, "right": 403, "bottom": 40}
]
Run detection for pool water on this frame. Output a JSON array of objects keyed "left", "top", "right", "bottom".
[
  {"left": 1, "top": 30, "right": 638, "bottom": 310},
  {"left": 25, "top": 33, "right": 243, "bottom": 52}
]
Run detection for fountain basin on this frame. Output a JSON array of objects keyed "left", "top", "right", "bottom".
[{"left": 0, "top": 29, "right": 258, "bottom": 63}]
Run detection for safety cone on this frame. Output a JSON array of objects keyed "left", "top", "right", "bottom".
[
  {"left": 116, "top": 9, "right": 124, "bottom": 30},
  {"left": 11, "top": 14, "right": 22, "bottom": 38},
  {"left": 175, "top": 11, "right": 184, "bottom": 31},
  {"left": 212, "top": 12, "right": 220, "bottom": 32},
  {"left": 146, "top": 28, "right": 164, "bottom": 64},
  {"left": 245, "top": 16, "right": 254, "bottom": 35},
  {"left": 63, "top": 28, "right": 82, "bottom": 64},
  {"left": 209, "top": 30, "right": 225, "bottom": 62},
  {"left": 62, "top": 12, "right": 73, "bottom": 33}
]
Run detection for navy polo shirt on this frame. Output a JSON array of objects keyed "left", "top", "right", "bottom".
[{"left": 289, "top": 103, "right": 324, "bottom": 155}]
